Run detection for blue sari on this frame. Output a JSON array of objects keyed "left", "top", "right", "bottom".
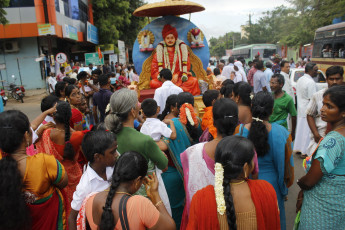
[
  {"left": 237, "top": 123, "right": 292, "bottom": 230},
  {"left": 300, "top": 131, "right": 345, "bottom": 230},
  {"left": 162, "top": 117, "right": 201, "bottom": 230}
]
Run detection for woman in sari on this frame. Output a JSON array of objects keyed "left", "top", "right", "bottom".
[
  {"left": 158, "top": 94, "right": 179, "bottom": 121},
  {"left": 65, "top": 85, "right": 83, "bottom": 131},
  {"left": 297, "top": 85, "right": 345, "bottom": 229},
  {"left": 180, "top": 98, "right": 239, "bottom": 229},
  {"left": 105, "top": 88, "right": 168, "bottom": 196},
  {"left": 187, "top": 136, "right": 280, "bottom": 230},
  {"left": 0, "top": 110, "right": 68, "bottom": 230},
  {"left": 36, "top": 101, "right": 83, "bottom": 217},
  {"left": 231, "top": 82, "right": 252, "bottom": 124},
  {"left": 236, "top": 92, "right": 294, "bottom": 230},
  {"left": 162, "top": 92, "right": 202, "bottom": 229},
  {"left": 78, "top": 151, "right": 175, "bottom": 230}
]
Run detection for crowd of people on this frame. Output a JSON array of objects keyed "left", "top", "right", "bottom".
[{"left": 0, "top": 52, "right": 345, "bottom": 230}]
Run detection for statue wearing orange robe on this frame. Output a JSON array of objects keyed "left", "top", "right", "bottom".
[{"left": 150, "top": 24, "right": 200, "bottom": 96}]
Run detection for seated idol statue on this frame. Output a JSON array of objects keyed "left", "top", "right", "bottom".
[{"left": 150, "top": 24, "right": 200, "bottom": 96}]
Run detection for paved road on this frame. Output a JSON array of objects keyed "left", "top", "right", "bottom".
[{"left": 3, "top": 93, "right": 305, "bottom": 230}]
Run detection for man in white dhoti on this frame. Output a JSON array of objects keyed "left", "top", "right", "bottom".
[
  {"left": 306, "top": 66, "right": 344, "bottom": 155},
  {"left": 294, "top": 63, "right": 318, "bottom": 158}
]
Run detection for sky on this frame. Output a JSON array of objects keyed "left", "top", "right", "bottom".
[{"left": 145, "top": 0, "right": 291, "bottom": 39}]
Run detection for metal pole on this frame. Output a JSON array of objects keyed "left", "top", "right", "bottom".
[{"left": 17, "top": 58, "right": 23, "bottom": 85}]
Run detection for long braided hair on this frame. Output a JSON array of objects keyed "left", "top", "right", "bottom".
[
  {"left": 158, "top": 94, "right": 178, "bottom": 120},
  {"left": 54, "top": 101, "right": 74, "bottom": 160},
  {"left": 215, "top": 136, "right": 255, "bottom": 229},
  {"left": 0, "top": 110, "right": 31, "bottom": 230},
  {"left": 248, "top": 92, "right": 274, "bottom": 157},
  {"left": 99, "top": 151, "right": 148, "bottom": 230}
]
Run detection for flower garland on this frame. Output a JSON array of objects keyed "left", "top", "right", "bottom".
[
  {"left": 179, "top": 103, "right": 198, "bottom": 127},
  {"left": 215, "top": 163, "right": 226, "bottom": 215}
]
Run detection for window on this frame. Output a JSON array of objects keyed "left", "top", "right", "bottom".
[
  {"left": 293, "top": 71, "right": 304, "bottom": 82},
  {"left": 312, "top": 42, "right": 323, "bottom": 58},
  {"left": 324, "top": 30, "right": 335, "bottom": 38},
  {"left": 321, "top": 44, "right": 333, "bottom": 58},
  {"left": 313, "top": 71, "right": 326, "bottom": 83},
  {"left": 336, "top": 29, "right": 345, "bottom": 37},
  {"left": 55, "top": 0, "right": 60, "bottom": 12},
  {"left": 8, "top": 0, "right": 34, "bottom": 7},
  {"left": 79, "top": 0, "right": 88, "bottom": 23},
  {"left": 63, "top": 0, "right": 70, "bottom": 18},
  {"left": 315, "top": 32, "right": 323, "bottom": 39}
]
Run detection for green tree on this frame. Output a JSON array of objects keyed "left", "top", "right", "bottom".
[
  {"left": 92, "top": 0, "right": 131, "bottom": 52},
  {"left": 118, "top": 0, "right": 146, "bottom": 47},
  {"left": 0, "top": 0, "right": 10, "bottom": 24}
]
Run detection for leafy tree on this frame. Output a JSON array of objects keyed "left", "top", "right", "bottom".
[
  {"left": 92, "top": 0, "right": 130, "bottom": 52},
  {"left": 118, "top": 0, "right": 146, "bottom": 47},
  {"left": 0, "top": 0, "right": 10, "bottom": 24}
]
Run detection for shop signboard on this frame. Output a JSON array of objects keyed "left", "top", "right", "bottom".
[
  {"left": 96, "top": 44, "right": 115, "bottom": 54},
  {"left": 38, "top": 24, "right": 56, "bottom": 36},
  {"left": 85, "top": 52, "right": 104, "bottom": 66},
  {"left": 109, "top": 54, "right": 118, "bottom": 64},
  {"left": 87, "top": 22, "right": 99, "bottom": 44},
  {"left": 118, "top": 40, "right": 126, "bottom": 64},
  {"left": 64, "top": 24, "right": 78, "bottom": 41}
]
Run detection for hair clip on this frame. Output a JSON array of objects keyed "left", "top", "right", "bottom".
[
  {"left": 252, "top": 117, "right": 264, "bottom": 122},
  {"left": 224, "top": 115, "right": 233, "bottom": 118},
  {"left": 0, "top": 125, "right": 13, "bottom": 129}
]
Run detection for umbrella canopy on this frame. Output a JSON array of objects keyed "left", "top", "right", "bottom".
[{"left": 133, "top": 0, "right": 205, "bottom": 17}]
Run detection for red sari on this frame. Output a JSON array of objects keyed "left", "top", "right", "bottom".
[
  {"left": 36, "top": 128, "right": 83, "bottom": 217},
  {"left": 187, "top": 180, "right": 280, "bottom": 230}
]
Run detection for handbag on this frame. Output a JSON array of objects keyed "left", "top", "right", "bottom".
[{"left": 119, "top": 195, "right": 131, "bottom": 230}]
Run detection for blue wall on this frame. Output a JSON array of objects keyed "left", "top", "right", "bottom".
[{"left": 0, "top": 37, "right": 45, "bottom": 89}]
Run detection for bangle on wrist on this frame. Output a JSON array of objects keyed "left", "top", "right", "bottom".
[{"left": 155, "top": 200, "right": 163, "bottom": 208}]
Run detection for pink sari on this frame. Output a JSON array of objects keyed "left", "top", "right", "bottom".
[{"left": 180, "top": 143, "right": 215, "bottom": 230}]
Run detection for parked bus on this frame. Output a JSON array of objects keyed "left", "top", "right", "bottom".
[
  {"left": 231, "top": 44, "right": 278, "bottom": 63},
  {"left": 312, "top": 22, "right": 345, "bottom": 75}
]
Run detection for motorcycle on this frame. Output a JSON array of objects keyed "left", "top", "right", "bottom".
[
  {"left": 9, "top": 83, "right": 24, "bottom": 103},
  {"left": 0, "top": 88, "right": 7, "bottom": 106}
]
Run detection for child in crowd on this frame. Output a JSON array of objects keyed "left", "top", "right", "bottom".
[
  {"left": 68, "top": 129, "right": 118, "bottom": 230},
  {"left": 32, "top": 95, "right": 59, "bottom": 144},
  {"left": 77, "top": 95, "right": 90, "bottom": 130},
  {"left": 201, "top": 90, "right": 221, "bottom": 139},
  {"left": 140, "top": 98, "right": 177, "bottom": 145}
]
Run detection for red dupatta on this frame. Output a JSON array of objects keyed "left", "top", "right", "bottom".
[{"left": 187, "top": 180, "right": 280, "bottom": 230}]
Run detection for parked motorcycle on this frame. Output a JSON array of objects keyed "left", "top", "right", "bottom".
[
  {"left": 0, "top": 89, "right": 7, "bottom": 106},
  {"left": 9, "top": 83, "right": 24, "bottom": 103}
]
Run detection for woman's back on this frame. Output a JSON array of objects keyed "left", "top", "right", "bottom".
[
  {"left": 187, "top": 180, "right": 280, "bottom": 230},
  {"left": 88, "top": 193, "right": 160, "bottom": 230},
  {"left": 23, "top": 153, "right": 65, "bottom": 200}
]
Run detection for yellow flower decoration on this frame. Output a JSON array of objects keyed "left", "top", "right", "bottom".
[{"left": 215, "top": 163, "right": 226, "bottom": 215}]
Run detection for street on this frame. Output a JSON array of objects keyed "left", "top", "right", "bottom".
[{"left": 3, "top": 92, "right": 305, "bottom": 230}]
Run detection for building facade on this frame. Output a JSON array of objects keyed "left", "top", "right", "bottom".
[{"left": 0, "top": 0, "right": 98, "bottom": 89}]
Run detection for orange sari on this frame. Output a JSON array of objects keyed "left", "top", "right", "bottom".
[
  {"left": 187, "top": 180, "right": 280, "bottom": 230},
  {"left": 36, "top": 128, "right": 83, "bottom": 217}
]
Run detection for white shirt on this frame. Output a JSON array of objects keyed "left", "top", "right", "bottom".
[
  {"left": 47, "top": 77, "right": 57, "bottom": 93},
  {"left": 71, "top": 164, "right": 114, "bottom": 211},
  {"left": 296, "top": 74, "right": 317, "bottom": 118},
  {"left": 306, "top": 88, "right": 327, "bottom": 132},
  {"left": 154, "top": 81, "right": 183, "bottom": 114},
  {"left": 140, "top": 118, "right": 172, "bottom": 141},
  {"left": 280, "top": 71, "right": 295, "bottom": 103},
  {"left": 221, "top": 63, "right": 234, "bottom": 79}
]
